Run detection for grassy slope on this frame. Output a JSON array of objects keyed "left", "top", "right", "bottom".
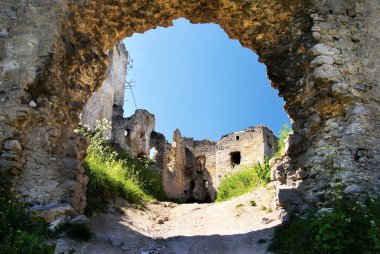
[
  {"left": 83, "top": 140, "right": 165, "bottom": 215},
  {"left": 216, "top": 159, "right": 271, "bottom": 202}
]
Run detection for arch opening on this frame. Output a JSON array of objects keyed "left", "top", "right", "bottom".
[
  {"left": 230, "top": 152, "right": 241, "bottom": 166},
  {"left": 7, "top": 0, "right": 371, "bottom": 224},
  {"left": 18, "top": 0, "right": 312, "bottom": 214},
  {"left": 115, "top": 18, "right": 290, "bottom": 204},
  {"left": 149, "top": 147, "right": 157, "bottom": 161}
]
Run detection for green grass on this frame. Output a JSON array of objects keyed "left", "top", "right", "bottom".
[
  {"left": 76, "top": 121, "right": 165, "bottom": 216},
  {"left": 84, "top": 151, "right": 148, "bottom": 211},
  {"left": 216, "top": 158, "right": 271, "bottom": 202},
  {"left": 117, "top": 151, "right": 166, "bottom": 201}
]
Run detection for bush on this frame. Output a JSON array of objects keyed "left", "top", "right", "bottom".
[
  {"left": 75, "top": 120, "right": 165, "bottom": 216},
  {"left": 216, "top": 158, "right": 271, "bottom": 202},
  {"left": 269, "top": 195, "right": 380, "bottom": 254},
  {"left": 0, "top": 188, "right": 56, "bottom": 254}
]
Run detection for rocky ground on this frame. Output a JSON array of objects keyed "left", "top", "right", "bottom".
[{"left": 55, "top": 184, "right": 281, "bottom": 254}]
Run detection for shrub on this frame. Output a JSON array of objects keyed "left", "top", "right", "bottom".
[
  {"left": 216, "top": 158, "right": 271, "bottom": 202},
  {"left": 0, "top": 188, "right": 56, "bottom": 254},
  {"left": 75, "top": 120, "right": 165, "bottom": 216},
  {"left": 272, "top": 123, "right": 292, "bottom": 158},
  {"left": 269, "top": 195, "right": 380, "bottom": 254}
]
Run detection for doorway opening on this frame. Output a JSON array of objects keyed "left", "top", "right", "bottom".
[{"left": 230, "top": 151, "right": 241, "bottom": 166}]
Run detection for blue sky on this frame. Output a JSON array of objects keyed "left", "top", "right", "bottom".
[{"left": 123, "top": 18, "right": 290, "bottom": 142}]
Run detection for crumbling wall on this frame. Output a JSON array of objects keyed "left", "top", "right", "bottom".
[
  {"left": 182, "top": 138, "right": 218, "bottom": 201},
  {"left": 0, "top": 0, "right": 90, "bottom": 221},
  {"left": 215, "top": 126, "right": 277, "bottom": 187},
  {"left": 124, "top": 110, "right": 155, "bottom": 158},
  {"left": 163, "top": 131, "right": 217, "bottom": 202},
  {"left": 263, "top": 128, "right": 277, "bottom": 158},
  {"left": 80, "top": 42, "right": 128, "bottom": 138},
  {"left": 150, "top": 131, "right": 171, "bottom": 170},
  {"left": 162, "top": 126, "right": 276, "bottom": 202},
  {"left": 1, "top": 0, "right": 379, "bottom": 218},
  {"left": 163, "top": 129, "right": 187, "bottom": 200}
]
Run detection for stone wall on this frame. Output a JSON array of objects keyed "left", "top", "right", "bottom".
[
  {"left": 81, "top": 42, "right": 128, "bottom": 139},
  {"left": 163, "top": 129, "right": 187, "bottom": 200},
  {"left": 0, "top": 0, "right": 90, "bottom": 221},
  {"left": 182, "top": 138, "right": 218, "bottom": 200},
  {"left": 150, "top": 131, "right": 171, "bottom": 170},
  {"left": 215, "top": 126, "right": 277, "bottom": 187},
  {"left": 124, "top": 110, "right": 155, "bottom": 158},
  {"left": 162, "top": 130, "right": 217, "bottom": 202},
  {"left": 0, "top": 0, "right": 379, "bottom": 218},
  {"left": 161, "top": 126, "right": 277, "bottom": 202}
]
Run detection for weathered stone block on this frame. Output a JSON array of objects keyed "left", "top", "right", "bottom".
[
  {"left": 31, "top": 203, "right": 74, "bottom": 222},
  {"left": 4, "top": 140, "right": 22, "bottom": 153},
  {"left": 69, "top": 214, "right": 89, "bottom": 224},
  {"left": 313, "top": 64, "right": 341, "bottom": 84},
  {"left": 277, "top": 187, "right": 303, "bottom": 209},
  {"left": 310, "top": 43, "right": 340, "bottom": 56}
]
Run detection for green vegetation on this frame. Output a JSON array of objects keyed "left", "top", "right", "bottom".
[
  {"left": 250, "top": 200, "right": 257, "bottom": 207},
  {"left": 75, "top": 120, "right": 165, "bottom": 216},
  {"left": 216, "top": 158, "right": 271, "bottom": 202},
  {"left": 272, "top": 123, "right": 292, "bottom": 158},
  {"left": 0, "top": 187, "right": 56, "bottom": 254},
  {"left": 269, "top": 193, "right": 380, "bottom": 254}
]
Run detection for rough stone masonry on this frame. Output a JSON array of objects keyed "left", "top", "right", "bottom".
[
  {"left": 81, "top": 42, "right": 128, "bottom": 140},
  {"left": 161, "top": 126, "right": 277, "bottom": 202},
  {"left": 0, "top": 0, "right": 379, "bottom": 220}
]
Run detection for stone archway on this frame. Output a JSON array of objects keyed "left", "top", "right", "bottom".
[{"left": 1, "top": 0, "right": 379, "bottom": 219}]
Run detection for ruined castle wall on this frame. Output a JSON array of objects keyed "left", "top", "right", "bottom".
[
  {"left": 80, "top": 43, "right": 128, "bottom": 138},
  {"left": 182, "top": 138, "right": 218, "bottom": 179},
  {"left": 150, "top": 131, "right": 171, "bottom": 170},
  {"left": 1, "top": 0, "right": 379, "bottom": 218},
  {"left": 263, "top": 128, "right": 278, "bottom": 158},
  {"left": 163, "top": 128, "right": 276, "bottom": 202},
  {"left": 215, "top": 126, "right": 274, "bottom": 187},
  {"left": 0, "top": 0, "right": 90, "bottom": 221},
  {"left": 182, "top": 138, "right": 218, "bottom": 200},
  {"left": 125, "top": 110, "right": 155, "bottom": 158},
  {"left": 163, "top": 129, "right": 187, "bottom": 200}
]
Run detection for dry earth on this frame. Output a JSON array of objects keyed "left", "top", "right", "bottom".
[{"left": 55, "top": 185, "right": 281, "bottom": 254}]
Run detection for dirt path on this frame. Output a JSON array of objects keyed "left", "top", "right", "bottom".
[{"left": 55, "top": 185, "right": 281, "bottom": 254}]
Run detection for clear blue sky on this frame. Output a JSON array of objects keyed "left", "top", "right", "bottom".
[{"left": 123, "top": 18, "right": 290, "bottom": 142}]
